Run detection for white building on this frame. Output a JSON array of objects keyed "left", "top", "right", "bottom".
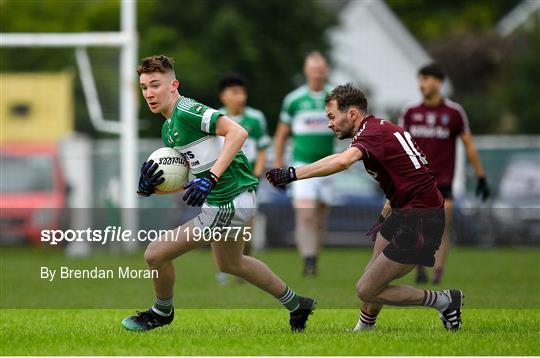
[{"left": 328, "top": 0, "right": 452, "bottom": 118}]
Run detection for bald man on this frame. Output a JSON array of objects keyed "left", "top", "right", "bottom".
[{"left": 273, "top": 52, "right": 335, "bottom": 276}]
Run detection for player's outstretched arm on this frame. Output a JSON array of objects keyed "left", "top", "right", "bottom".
[
  {"left": 296, "top": 147, "right": 363, "bottom": 180},
  {"left": 266, "top": 147, "right": 363, "bottom": 187},
  {"left": 211, "top": 115, "right": 249, "bottom": 177}
]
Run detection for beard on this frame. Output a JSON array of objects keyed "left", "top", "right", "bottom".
[
  {"left": 335, "top": 123, "right": 355, "bottom": 139},
  {"left": 422, "top": 87, "right": 437, "bottom": 100}
]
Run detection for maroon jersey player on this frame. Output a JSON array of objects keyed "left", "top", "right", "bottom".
[
  {"left": 267, "top": 83, "right": 464, "bottom": 332},
  {"left": 399, "top": 63, "right": 490, "bottom": 285}
]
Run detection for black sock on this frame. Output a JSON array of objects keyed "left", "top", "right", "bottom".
[{"left": 304, "top": 256, "right": 317, "bottom": 267}]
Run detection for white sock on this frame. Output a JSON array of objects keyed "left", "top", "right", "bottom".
[
  {"left": 422, "top": 289, "right": 450, "bottom": 311},
  {"left": 353, "top": 310, "right": 377, "bottom": 331}
]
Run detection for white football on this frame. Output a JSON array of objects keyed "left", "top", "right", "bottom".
[{"left": 147, "top": 147, "right": 189, "bottom": 192}]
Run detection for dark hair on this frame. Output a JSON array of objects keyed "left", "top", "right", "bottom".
[
  {"left": 325, "top": 83, "right": 368, "bottom": 112},
  {"left": 218, "top": 73, "right": 247, "bottom": 93},
  {"left": 418, "top": 63, "right": 445, "bottom": 81},
  {"left": 137, "top": 55, "right": 175, "bottom": 76}
]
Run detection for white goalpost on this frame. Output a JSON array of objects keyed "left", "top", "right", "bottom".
[{"left": 1, "top": 0, "right": 139, "bottom": 237}]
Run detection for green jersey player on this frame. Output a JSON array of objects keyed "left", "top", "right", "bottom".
[
  {"left": 218, "top": 73, "right": 270, "bottom": 177},
  {"left": 273, "top": 51, "right": 334, "bottom": 276},
  {"left": 121, "top": 55, "right": 314, "bottom": 332},
  {"left": 215, "top": 72, "right": 270, "bottom": 285}
]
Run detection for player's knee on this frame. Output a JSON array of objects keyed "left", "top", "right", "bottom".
[
  {"left": 217, "top": 261, "right": 242, "bottom": 275},
  {"left": 356, "top": 281, "right": 376, "bottom": 302},
  {"left": 300, "top": 215, "right": 316, "bottom": 228},
  {"left": 144, "top": 243, "right": 166, "bottom": 267},
  {"left": 296, "top": 211, "right": 317, "bottom": 228},
  {"left": 215, "top": 257, "right": 243, "bottom": 275}
]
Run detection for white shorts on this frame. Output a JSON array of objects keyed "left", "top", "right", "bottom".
[
  {"left": 290, "top": 162, "right": 334, "bottom": 204},
  {"left": 190, "top": 189, "right": 256, "bottom": 230}
]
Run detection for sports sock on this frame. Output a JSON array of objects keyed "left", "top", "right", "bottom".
[
  {"left": 421, "top": 289, "right": 450, "bottom": 311},
  {"left": 357, "top": 309, "right": 378, "bottom": 329},
  {"left": 277, "top": 286, "right": 301, "bottom": 312},
  {"left": 304, "top": 256, "right": 317, "bottom": 268},
  {"left": 152, "top": 296, "right": 173, "bottom": 316}
]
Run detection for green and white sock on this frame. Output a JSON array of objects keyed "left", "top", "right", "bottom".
[
  {"left": 152, "top": 296, "right": 173, "bottom": 316},
  {"left": 277, "top": 286, "right": 300, "bottom": 312}
]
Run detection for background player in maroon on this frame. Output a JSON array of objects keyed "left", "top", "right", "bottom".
[
  {"left": 399, "top": 63, "right": 490, "bottom": 284},
  {"left": 267, "top": 83, "right": 464, "bottom": 331}
]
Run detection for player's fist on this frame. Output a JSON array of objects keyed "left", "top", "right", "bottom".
[
  {"left": 266, "top": 167, "right": 297, "bottom": 188},
  {"left": 476, "top": 176, "right": 490, "bottom": 202},
  {"left": 137, "top": 160, "right": 165, "bottom": 197},
  {"left": 182, "top": 171, "right": 219, "bottom": 207}
]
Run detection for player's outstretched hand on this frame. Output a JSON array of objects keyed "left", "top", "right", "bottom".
[
  {"left": 365, "top": 215, "right": 385, "bottom": 241},
  {"left": 476, "top": 176, "right": 490, "bottom": 201},
  {"left": 182, "top": 172, "right": 219, "bottom": 207},
  {"left": 265, "top": 167, "right": 297, "bottom": 189},
  {"left": 137, "top": 160, "right": 165, "bottom": 197}
]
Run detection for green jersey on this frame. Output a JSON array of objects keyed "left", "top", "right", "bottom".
[
  {"left": 280, "top": 84, "right": 335, "bottom": 163},
  {"left": 219, "top": 106, "right": 270, "bottom": 171},
  {"left": 162, "top": 96, "right": 258, "bottom": 206}
]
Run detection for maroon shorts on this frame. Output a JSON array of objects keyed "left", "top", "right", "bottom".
[
  {"left": 380, "top": 208, "right": 445, "bottom": 267},
  {"left": 437, "top": 184, "right": 453, "bottom": 200}
]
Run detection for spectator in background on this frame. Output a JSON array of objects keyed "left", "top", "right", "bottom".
[
  {"left": 399, "top": 63, "right": 490, "bottom": 285},
  {"left": 273, "top": 52, "right": 335, "bottom": 277},
  {"left": 216, "top": 73, "right": 270, "bottom": 285}
]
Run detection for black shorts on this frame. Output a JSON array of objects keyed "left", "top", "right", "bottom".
[
  {"left": 437, "top": 184, "right": 453, "bottom": 200},
  {"left": 380, "top": 209, "right": 445, "bottom": 267}
]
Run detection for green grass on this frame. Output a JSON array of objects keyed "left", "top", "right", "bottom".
[
  {"left": 2, "top": 308, "right": 539, "bottom": 355},
  {"left": 1, "top": 247, "right": 540, "bottom": 355}
]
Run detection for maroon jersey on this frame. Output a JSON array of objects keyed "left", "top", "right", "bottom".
[
  {"left": 350, "top": 115, "right": 443, "bottom": 209},
  {"left": 399, "top": 98, "right": 470, "bottom": 186}
]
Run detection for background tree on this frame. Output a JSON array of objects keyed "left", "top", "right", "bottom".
[
  {"left": 387, "top": 0, "right": 540, "bottom": 134},
  {"left": 0, "top": 0, "right": 335, "bottom": 137}
]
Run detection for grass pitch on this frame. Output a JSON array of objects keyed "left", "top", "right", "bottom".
[{"left": 1, "top": 247, "right": 539, "bottom": 355}]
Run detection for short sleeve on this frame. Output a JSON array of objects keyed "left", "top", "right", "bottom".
[
  {"left": 349, "top": 125, "right": 381, "bottom": 161},
  {"left": 279, "top": 97, "right": 293, "bottom": 124},
  {"left": 349, "top": 140, "right": 370, "bottom": 159},
  {"left": 176, "top": 101, "right": 224, "bottom": 135}
]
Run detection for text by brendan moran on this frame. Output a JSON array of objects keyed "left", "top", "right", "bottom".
[{"left": 40, "top": 266, "right": 158, "bottom": 282}]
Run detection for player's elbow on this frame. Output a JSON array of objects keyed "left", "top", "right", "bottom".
[
  {"left": 235, "top": 126, "right": 248, "bottom": 142},
  {"left": 225, "top": 126, "right": 248, "bottom": 147}
]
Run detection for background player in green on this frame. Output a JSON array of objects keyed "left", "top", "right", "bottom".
[
  {"left": 273, "top": 51, "right": 335, "bottom": 276},
  {"left": 215, "top": 72, "right": 270, "bottom": 285},
  {"left": 219, "top": 73, "right": 270, "bottom": 176},
  {"left": 121, "top": 55, "right": 314, "bottom": 332}
]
